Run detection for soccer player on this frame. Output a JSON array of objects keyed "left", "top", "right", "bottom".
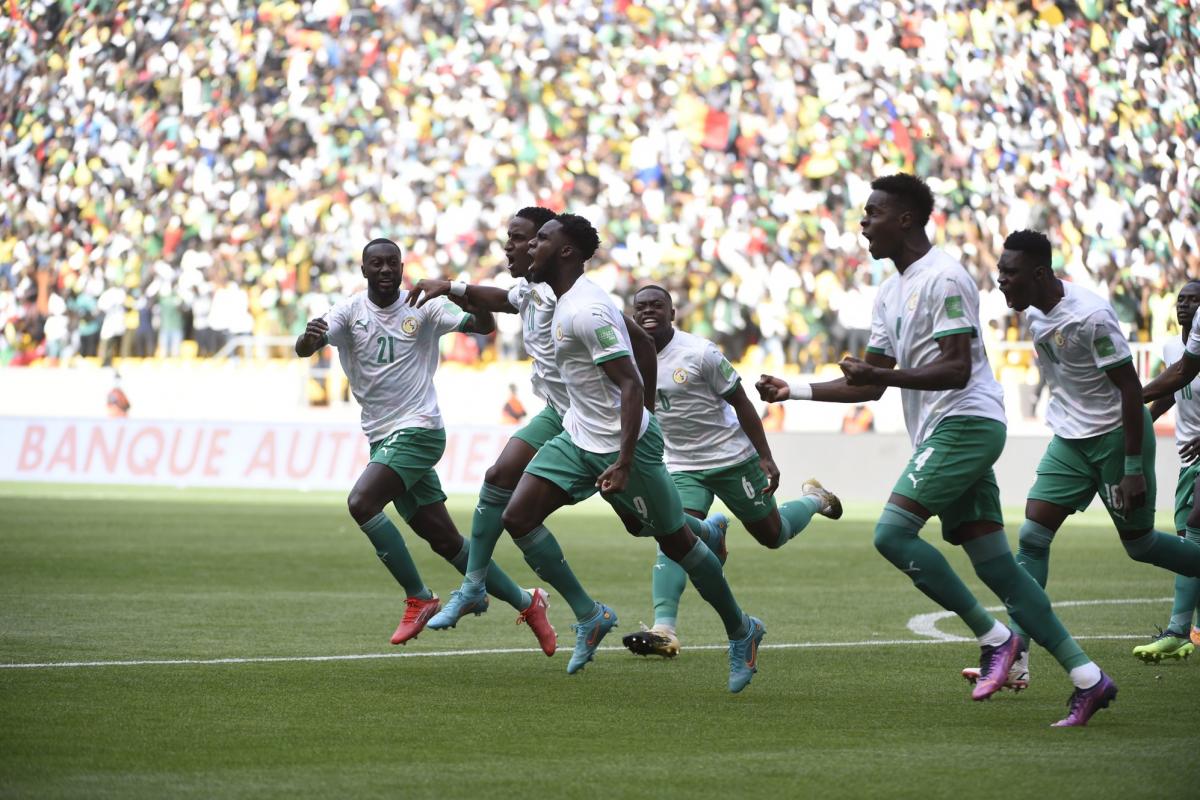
[
  {"left": 994, "top": 232, "right": 1200, "bottom": 675},
  {"left": 402, "top": 207, "right": 661, "bottom": 653},
  {"left": 620, "top": 284, "right": 842, "bottom": 658},
  {"left": 1137, "top": 279, "right": 1200, "bottom": 661},
  {"left": 294, "top": 238, "right": 555, "bottom": 651},
  {"left": 758, "top": 176, "right": 1113, "bottom": 727},
  {"left": 499, "top": 213, "right": 764, "bottom": 692}
]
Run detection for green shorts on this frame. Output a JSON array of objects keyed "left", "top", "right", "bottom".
[
  {"left": 891, "top": 416, "right": 1006, "bottom": 541},
  {"left": 368, "top": 427, "right": 448, "bottom": 522},
  {"left": 671, "top": 455, "right": 777, "bottom": 524},
  {"left": 1027, "top": 409, "right": 1156, "bottom": 533},
  {"left": 1174, "top": 461, "right": 1200, "bottom": 533},
  {"left": 525, "top": 416, "right": 686, "bottom": 535},
  {"left": 511, "top": 404, "right": 565, "bottom": 451}
]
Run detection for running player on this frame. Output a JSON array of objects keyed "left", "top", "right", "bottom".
[
  {"left": 994, "top": 231, "right": 1200, "bottom": 681},
  {"left": 621, "top": 284, "right": 841, "bottom": 658},
  {"left": 295, "top": 238, "right": 553, "bottom": 649},
  {"left": 758, "top": 176, "right": 1113, "bottom": 726},
  {"left": 1137, "top": 279, "right": 1200, "bottom": 661},
  {"left": 402, "top": 208, "right": 661, "bottom": 650},
  {"left": 501, "top": 212, "right": 765, "bottom": 692}
]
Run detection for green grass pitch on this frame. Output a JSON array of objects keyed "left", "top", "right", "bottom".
[{"left": 2, "top": 483, "right": 1198, "bottom": 798}]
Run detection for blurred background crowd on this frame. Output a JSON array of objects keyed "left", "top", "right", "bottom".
[{"left": 1, "top": 0, "right": 1197, "bottom": 369}]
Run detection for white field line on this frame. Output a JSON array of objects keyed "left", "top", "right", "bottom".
[
  {"left": 0, "top": 596, "right": 1164, "bottom": 672},
  {"left": 907, "top": 597, "right": 1175, "bottom": 642}
]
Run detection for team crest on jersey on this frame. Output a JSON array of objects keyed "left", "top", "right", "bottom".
[
  {"left": 673, "top": 368, "right": 688, "bottom": 384},
  {"left": 555, "top": 324, "right": 564, "bottom": 341},
  {"left": 1054, "top": 330, "right": 1066, "bottom": 347},
  {"left": 531, "top": 289, "right": 543, "bottom": 307},
  {"left": 906, "top": 293, "right": 918, "bottom": 311},
  {"left": 401, "top": 318, "right": 418, "bottom": 335}
]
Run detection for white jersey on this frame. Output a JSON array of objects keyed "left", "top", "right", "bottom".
[
  {"left": 324, "top": 290, "right": 468, "bottom": 441},
  {"left": 507, "top": 278, "right": 570, "bottom": 414},
  {"left": 867, "top": 247, "right": 1006, "bottom": 446},
  {"left": 1164, "top": 336, "right": 1200, "bottom": 445},
  {"left": 655, "top": 330, "right": 757, "bottom": 471},
  {"left": 1026, "top": 281, "right": 1131, "bottom": 439},
  {"left": 553, "top": 275, "right": 649, "bottom": 453}
]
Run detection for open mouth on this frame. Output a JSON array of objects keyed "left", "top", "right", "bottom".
[{"left": 639, "top": 317, "right": 659, "bottom": 329}]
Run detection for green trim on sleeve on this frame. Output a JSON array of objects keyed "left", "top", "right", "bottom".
[
  {"left": 865, "top": 345, "right": 889, "bottom": 355},
  {"left": 932, "top": 326, "right": 975, "bottom": 340},
  {"left": 320, "top": 333, "right": 330, "bottom": 347},
  {"left": 1099, "top": 355, "right": 1133, "bottom": 372},
  {"left": 719, "top": 377, "right": 743, "bottom": 399},
  {"left": 455, "top": 314, "right": 474, "bottom": 333},
  {"left": 593, "top": 350, "right": 631, "bottom": 365}
]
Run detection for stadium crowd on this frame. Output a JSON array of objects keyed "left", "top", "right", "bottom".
[{"left": 1, "top": 0, "right": 1197, "bottom": 368}]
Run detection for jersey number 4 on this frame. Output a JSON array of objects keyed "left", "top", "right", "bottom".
[{"left": 376, "top": 335, "right": 397, "bottom": 364}]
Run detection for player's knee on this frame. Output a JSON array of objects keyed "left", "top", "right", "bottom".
[
  {"left": 873, "top": 523, "right": 905, "bottom": 562},
  {"left": 483, "top": 462, "right": 517, "bottom": 491},
  {"left": 501, "top": 505, "right": 533, "bottom": 537},
  {"left": 1017, "top": 519, "right": 1055, "bottom": 559},
  {"left": 346, "top": 490, "right": 382, "bottom": 525}
]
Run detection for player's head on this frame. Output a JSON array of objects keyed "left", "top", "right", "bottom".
[
  {"left": 1177, "top": 279, "right": 1200, "bottom": 333},
  {"left": 996, "top": 230, "right": 1054, "bottom": 312},
  {"left": 361, "top": 238, "right": 402, "bottom": 299},
  {"left": 527, "top": 213, "right": 600, "bottom": 282},
  {"left": 861, "top": 174, "right": 934, "bottom": 261},
  {"left": 506, "top": 207, "right": 556, "bottom": 279},
  {"left": 632, "top": 284, "right": 674, "bottom": 334}
]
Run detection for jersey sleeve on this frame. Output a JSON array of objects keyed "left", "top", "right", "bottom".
[
  {"left": 1186, "top": 313, "right": 1200, "bottom": 358},
  {"left": 1089, "top": 313, "right": 1132, "bottom": 371},
  {"left": 931, "top": 274, "right": 978, "bottom": 340},
  {"left": 701, "top": 342, "right": 740, "bottom": 398},
  {"left": 866, "top": 291, "right": 895, "bottom": 358},
  {"left": 426, "top": 297, "right": 471, "bottom": 335},
  {"left": 573, "top": 301, "right": 631, "bottom": 365},
  {"left": 323, "top": 298, "right": 353, "bottom": 348},
  {"left": 506, "top": 280, "right": 527, "bottom": 314}
]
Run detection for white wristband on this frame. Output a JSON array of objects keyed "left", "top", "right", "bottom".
[
  {"left": 449, "top": 281, "right": 468, "bottom": 297},
  {"left": 786, "top": 379, "right": 813, "bottom": 400}
]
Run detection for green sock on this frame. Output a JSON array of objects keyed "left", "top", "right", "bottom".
[
  {"left": 873, "top": 503, "right": 994, "bottom": 638},
  {"left": 1014, "top": 519, "right": 1055, "bottom": 588},
  {"left": 1123, "top": 530, "right": 1200, "bottom": 578},
  {"left": 777, "top": 496, "right": 821, "bottom": 546},
  {"left": 447, "top": 540, "right": 530, "bottom": 611},
  {"left": 360, "top": 512, "right": 427, "bottom": 598},
  {"left": 463, "top": 482, "right": 512, "bottom": 587},
  {"left": 1169, "top": 527, "right": 1200, "bottom": 633},
  {"left": 964, "top": 530, "right": 1089, "bottom": 671},
  {"left": 651, "top": 547, "right": 687, "bottom": 628},
  {"left": 676, "top": 539, "right": 747, "bottom": 638},
  {"left": 513, "top": 525, "right": 596, "bottom": 620}
]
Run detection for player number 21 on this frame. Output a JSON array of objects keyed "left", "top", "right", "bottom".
[{"left": 376, "top": 335, "right": 397, "bottom": 364}]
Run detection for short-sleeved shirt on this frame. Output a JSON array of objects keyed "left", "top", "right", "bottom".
[
  {"left": 1026, "top": 281, "right": 1131, "bottom": 439},
  {"left": 1164, "top": 336, "right": 1200, "bottom": 445},
  {"left": 654, "top": 329, "right": 756, "bottom": 471},
  {"left": 324, "top": 290, "right": 469, "bottom": 441},
  {"left": 507, "top": 278, "right": 570, "bottom": 415},
  {"left": 1184, "top": 310, "right": 1200, "bottom": 359},
  {"left": 553, "top": 275, "right": 650, "bottom": 453},
  {"left": 866, "top": 247, "right": 1006, "bottom": 446}
]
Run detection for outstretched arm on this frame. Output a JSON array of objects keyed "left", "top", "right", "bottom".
[
  {"left": 1148, "top": 395, "right": 1175, "bottom": 422},
  {"left": 407, "top": 279, "right": 518, "bottom": 313},
  {"left": 460, "top": 309, "right": 496, "bottom": 336},
  {"left": 1144, "top": 352, "right": 1200, "bottom": 403},
  {"left": 757, "top": 350, "right": 896, "bottom": 404}
]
